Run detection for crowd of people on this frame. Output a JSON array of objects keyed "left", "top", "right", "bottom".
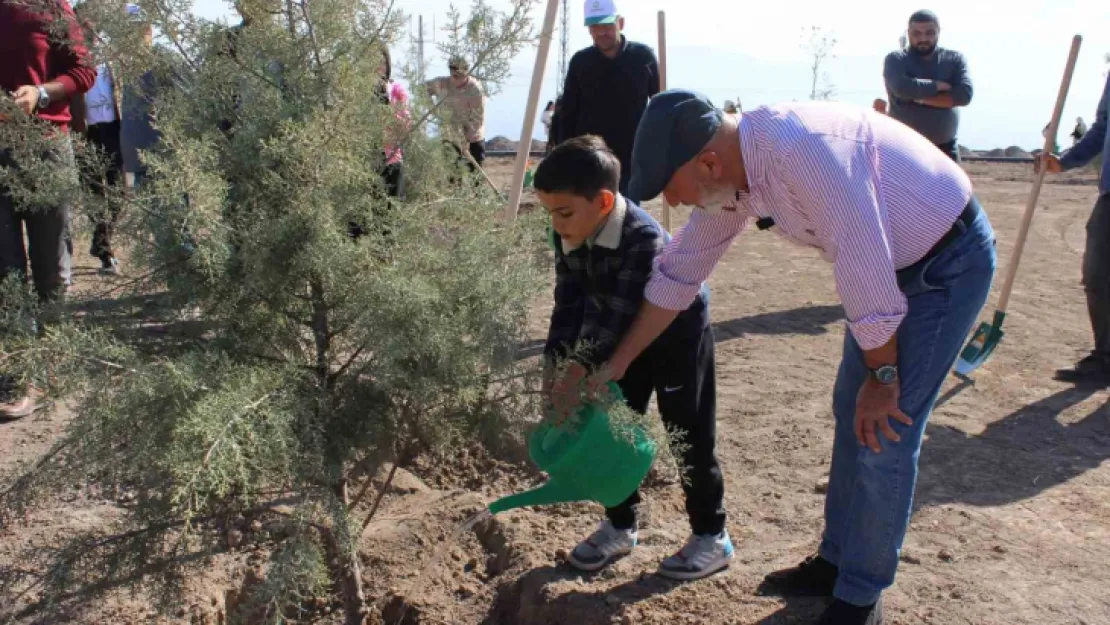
[
  {"left": 4, "top": 1, "right": 1109, "bottom": 624},
  {"left": 0, "top": 0, "right": 490, "bottom": 417},
  {"left": 536, "top": 3, "right": 1108, "bottom": 625}
]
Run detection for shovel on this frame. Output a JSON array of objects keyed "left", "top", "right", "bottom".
[{"left": 956, "top": 34, "right": 1082, "bottom": 376}]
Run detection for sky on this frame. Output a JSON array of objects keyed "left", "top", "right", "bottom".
[{"left": 192, "top": 0, "right": 1110, "bottom": 151}]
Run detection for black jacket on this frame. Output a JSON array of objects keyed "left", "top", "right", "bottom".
[{"left": 556, "top": 37, "right": 660, "bottom": 191}]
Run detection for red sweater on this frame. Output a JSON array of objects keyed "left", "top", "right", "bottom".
[{"left": 0, "top": 0, "right": 96, "bottom": 129}]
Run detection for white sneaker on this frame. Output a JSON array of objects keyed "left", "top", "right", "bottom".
[
  {"left": 98, "top": 256, "right": 120, "bottom": 276},
  {"left": 658, "top": 529, "right": 734, "bottom": 581},
  {"left": 568, "top": 520, "right": 637, "bottom": 572}
]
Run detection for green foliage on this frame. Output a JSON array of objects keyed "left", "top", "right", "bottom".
[{"left": 1, "top": 0, "right": 546, "bottom": 622}]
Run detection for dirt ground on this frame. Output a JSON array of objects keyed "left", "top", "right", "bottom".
[{"left": 2, "top": 159, "right": 1109, "bottom": 625}]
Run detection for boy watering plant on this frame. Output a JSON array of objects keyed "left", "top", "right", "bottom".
[{"left": 537, "top": 136, "right": 730, "bottom": 580}]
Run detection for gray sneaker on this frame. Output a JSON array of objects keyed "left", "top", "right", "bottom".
[
  {"left": 98, "top": 256, "right": 120, "bottom": 277},
  {"left": 568, "top": 520, "right": 637, "bottom": 572},
  {"left": 658, "top": 529, "right": 734, "bottom": 581}
]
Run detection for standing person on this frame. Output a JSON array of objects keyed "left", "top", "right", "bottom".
[
  {"left": 541, "top": 100, "right": 554, "bottom": 142},
  {"left": 0, "top": 0, "right": 97, "bottom": 418},
  {"left": 537, "top": 136, "right": 730, "bottom": 581},
  {"left": 1071, "top": 116, "right": 1088, "bottom": 147},
  {"left": 349, "top": 47, "right": 409, "bottom": 238},
  {"left": 76, "top": 5, "right": 125, "bottom": 276},
  {"left": 1038, "top": 74, "right": 1110, "bottom": 384},
  {"left": 572, "top": 90, "right": 996, "bottom": 624},
  {"left": 120, "top": 3, "right": 163, "bottom": 189},
  {"left": 425, "top": 57, "right": 485, "bottom": 167},
  {"left": 546, "top": 97, "right": 563, "bottom": 155},
  {"left": 557, "top": 0, "right": 660, "bottom": 195},
  {"left": 883, "top": 10, "right": 972, "bottom": 162},
  {"left": 376, "top": 47, "right": 409, "bottom": 200}
]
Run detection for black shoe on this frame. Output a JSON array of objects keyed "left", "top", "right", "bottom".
[
  {"left": 815, "top": 598, "right": 882, "bottom": 625},
  {"left": 757, "top": 554, "right": 838, "bottom": 597},
  {"left": 1054, "top": 354, "right": 1110, "bottom": 386}
]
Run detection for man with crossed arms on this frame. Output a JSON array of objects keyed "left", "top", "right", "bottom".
[{"left": 571, "top": 90, "right": 997, "bottom": 624}]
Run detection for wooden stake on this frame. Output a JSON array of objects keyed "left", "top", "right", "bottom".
[
  {"left": 658, "top": 10, "right": 670, "bottom": 232},
  {"left": 505, "top": 0, "right": 560, "bottom": 220},
  {"left": 657, "top": 11, "right": 667, "bottom": 92}
]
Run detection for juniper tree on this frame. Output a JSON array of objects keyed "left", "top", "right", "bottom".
[{"left": 0, "top": 0, "right": 550, "bottom": 623}]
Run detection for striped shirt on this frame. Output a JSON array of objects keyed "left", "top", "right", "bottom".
[{"left": 645, "top": 101, "right": 974, "bottom": 350}]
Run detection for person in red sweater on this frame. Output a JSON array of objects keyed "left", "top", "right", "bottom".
[{"left": 0, "top": 0, "right": 96, "bottom": 419}]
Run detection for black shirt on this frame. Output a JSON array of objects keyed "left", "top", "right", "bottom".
[{"left": 556, "top": 36, "right": 660, "bottom": 192}]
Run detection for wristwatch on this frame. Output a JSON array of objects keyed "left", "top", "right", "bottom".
[
  {"left": 36, "top": 86, "right": 50, "bottom": 110},
  {"left": 871, "top": 364, "right": 899, "bottom": 385}
]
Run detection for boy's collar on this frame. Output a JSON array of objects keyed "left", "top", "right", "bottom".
[{"left": 561, "top": 194, "right": 628, "bottom": 253}]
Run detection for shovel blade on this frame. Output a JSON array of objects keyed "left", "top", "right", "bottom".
[{"left": 955, "top": 313, "right": 1005, "bottom": 376}]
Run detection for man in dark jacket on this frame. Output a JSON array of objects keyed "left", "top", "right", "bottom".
[{"left": 556, "top": 0, "right": 659, "bottom": 195}]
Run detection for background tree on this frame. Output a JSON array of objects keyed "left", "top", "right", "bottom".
[
  {"left": 0, "top": 1, "right": 547, "bottom": 623},
  {"left": 801, "top": 25, "right": 838, "bottom": 101}
]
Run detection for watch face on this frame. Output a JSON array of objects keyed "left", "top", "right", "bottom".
[{"left": 875, "top": 366, "right": 898, "bottom": 384}]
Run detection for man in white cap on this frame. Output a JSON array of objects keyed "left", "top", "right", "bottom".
[{"left": 555, "top": 0, "right": 660, "bottom": 194}]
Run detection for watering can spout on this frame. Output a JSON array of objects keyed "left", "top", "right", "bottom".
[
  {"left": 488, "top": 481, "right": 577, "bottom": 515},
  {"left": 486, "top": 383, "right": 654, "bottom": 515}
]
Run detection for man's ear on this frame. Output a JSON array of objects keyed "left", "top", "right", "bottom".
[
  {"left": 597, "top": 190, "right": 616, "bottom": 216},
  {"left": 695, "top": 150, "right": 723, "bottom": 181}
]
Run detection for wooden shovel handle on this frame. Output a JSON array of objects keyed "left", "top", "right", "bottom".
[
  {"left": 658, "top": 11, "right": 670, "bottom": 232},
  {"left": 504, "top": 0, "right": 560, "bottom": 219},
  {"left": 997, "top": 34, "right": 1082, "bottom": 313}
]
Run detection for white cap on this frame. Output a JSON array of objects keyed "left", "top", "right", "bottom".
[{"left": 584, "top": 0, "right": 619, "bottom": 26}]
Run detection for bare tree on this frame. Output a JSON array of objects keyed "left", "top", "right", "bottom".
[{"left": 801, "top": 26, "right": 837, "bottom": 101}]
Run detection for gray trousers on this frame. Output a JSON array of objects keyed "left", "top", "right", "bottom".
[
  {"left": 1083, "top": 194, "right": 1110, "bottom": 361},
  {"left": 0, "top": 139, "right": 74, "bottom": 304}
]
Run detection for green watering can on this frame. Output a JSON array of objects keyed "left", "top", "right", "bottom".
[{"left": 488, "top": 385, "right": 657, "bottom": 514}]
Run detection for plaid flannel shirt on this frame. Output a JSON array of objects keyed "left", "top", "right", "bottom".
[{"left": 545, "top": 196, "right": 706, "bottom": 368}]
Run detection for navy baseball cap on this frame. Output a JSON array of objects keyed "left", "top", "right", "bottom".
[{"left": 627, "top": 89, "right": 724, "bottom": 204}]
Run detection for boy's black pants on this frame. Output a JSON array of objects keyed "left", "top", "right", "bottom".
[{"left": 606, "top": 309, "right": 726, "bottom": 537}]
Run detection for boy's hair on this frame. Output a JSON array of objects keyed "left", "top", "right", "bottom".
[{"left": 534, "top": 135, "right": 621, "bottom": 199}]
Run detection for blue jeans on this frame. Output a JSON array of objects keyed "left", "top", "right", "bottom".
[{"left": 819, "top": 199, "right": 996, "bottom": 606}]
